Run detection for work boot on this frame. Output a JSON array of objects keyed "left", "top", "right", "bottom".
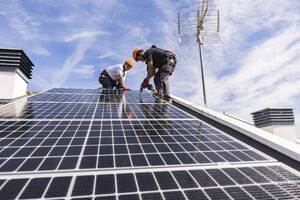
[
  {"left": 153, "top": 92, "right": 163, "bottom": 99},
  {"left": 164, "top": 97, "right": 172, "bottom": 104}
]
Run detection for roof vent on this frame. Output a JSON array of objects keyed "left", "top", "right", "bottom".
[
  {"left": 0, "top": 48, "right": 34, "bottom": 100},
  {"left": 251, "top": 108, "right": 296, "bottom": 143}
]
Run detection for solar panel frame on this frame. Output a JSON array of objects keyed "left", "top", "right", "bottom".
[{"left": 0, "top": 88, "right": 299, "bottom": 200}]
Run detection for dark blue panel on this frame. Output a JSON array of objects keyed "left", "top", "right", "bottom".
[
  {"left": 72, "top": 176, "right": 94, "bottom": 196},
  {"left": 58, "top": 157, "right": 78, "bottom": 170},
  {"left": 0, "top": 158, "right": 25, "bottom": 172},
  {"left": 118, "top": 194, "right": 139, "bottom": 200},
  {"left": 223, "top": 168, "right": 253, "bottom": 184},
  {"left": 45, "top": 177, "right": 72, "bottom": 198},
  {"left": 39, "top": 157, "right": 61, "bottom": 171},
  {"left": 18, "top": 158, "right": 43, "bottom": 171},
  {"left": 206, "top": 169, "right": 235, "bottom": 186},
  {"left": 163, "top": 191, "right": 185, "bottom": 200},
  {"left": 189, "top": 152, "right": 211, "bottom": 163},
  {"left": 184, "top": 189, "right": 209, "bottom": 200},
  {"left": 172, "top": 171, "right": 198, "bottom": 189},
  {"left": 96, "top": 174, "right": 115, "bottom": 195},
  {"left": 0, "top": 148, "right": 18, "bottom": 157},
  {"left": 80, "top": 156, "right": 97, "bottom": 169},
  {"left": 117, "top": 173, "right": 137, "bottom": 193},
  {"left": 189, "top": 170, "right": 217, "bottom": 187},
  {"left": 20, "top": 178, "right": 51, "bottom": 199},
  {"left": 98, "top": 156, "right": 114, "bottom": 168},
  {"left": 131, "top": 154, "right": 148, "bottom": 166},
  {"left": 141, "top": 192, "right": 163, "bottom": 200},
  {"left": 95, "top": 196, "right": 116, "bottom": 200},
  {"left": 49, "top": 147, "right": 67, "bottom": 156},
  {"left": 160, "top": 153, "right": 181, "bottom": 165},
  {"left": 175, "top": 153, "right": 196, "bottom": 164},
  {"left": 224, "top": 187, "right": 254, "bottom": 200},
  {"left": 204, "top": 188, "right": 230, "bottom": 200},
  {"left": 238, "top": 167, "right": 269, "bottom": 183},
  {"left": 0, "top": 179, "right": 28, "bottom": 199},
  {"left": 115, "top": 155, "right": 131, "bottom": 167},
  {"left": 136, "top": 173, "right": 158, "bottom": 191},
  {"left": 14, "top": 147, "right": 35, "bottom": 157},
  {"left": 154, "top": 172, "right": 178, "bottom": 190},
  {"left": 243, "top": 185, "right": 274, "bottom": 199},
  {"left": 128, "top": 145, "right": 143, "bottom": 153},
  {"left": 146, "top": 154, "right": 165, "bottom": 166},
  {"left": 254, "top": 166, "right": 285, "bottom": 182}
]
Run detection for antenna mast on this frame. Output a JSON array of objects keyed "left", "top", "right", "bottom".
[{"left": 178, "top": 0, "right": 223, "bottom": 106}]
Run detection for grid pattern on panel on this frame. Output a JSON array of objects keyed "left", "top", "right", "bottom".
[
  {"left": 45, "top": 88, "right": 101, "bottom": 94},
  {"left": 0, "top": 120, "right": 271, "bottom": 173},
  {"left": 98, "top": 94, "right": 164, "bottom": 104},
  {"left": 29, "top": 92, "right": 161, "bottom": 104},
  {"left": 0, "top": 102, "right": 96, "bottom": 119},
  {"left": 29, "top": 93, "right": 99, "bottom": 103},
  {"left": 0, "top": 91, "right": 193, "bottom": 119},
  {"left": 0, "top": 165, "right": 299, "bottom": 199},
  {"left": 0, "top": 88, "right": 299, "bottom": 200},
  {"left": 94, "top": 104, "right": 194, "bottom": 119}
]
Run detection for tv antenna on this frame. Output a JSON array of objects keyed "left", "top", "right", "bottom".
[{"left": 178, "top": 0, "right": 223, "bottom": 106}]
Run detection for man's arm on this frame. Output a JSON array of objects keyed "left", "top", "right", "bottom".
[
  {"left": 119, "top": 74, "right": 130, "bottom": 90},
  {"left": 118, "top": 74, "right": 124, "bottom": 87},
  {"left": 146, "top": 60, "right": 155, "bottom": 80}
]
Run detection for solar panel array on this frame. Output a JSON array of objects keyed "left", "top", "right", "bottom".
[{"left": 0, "top": 88, "right": 299, "bottom": 199}]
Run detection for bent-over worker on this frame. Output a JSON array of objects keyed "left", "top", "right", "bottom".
[{"left": 132, "top": 45, "right": 176, "bottom": 103}]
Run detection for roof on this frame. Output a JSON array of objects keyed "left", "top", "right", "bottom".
[
  {"left": 0, "top": 88, "right": 299, "bottom": 199},
  {"left": 0, "top": 48, "right": 34, "bottom": 79}
]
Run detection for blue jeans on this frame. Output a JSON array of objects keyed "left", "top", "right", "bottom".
[{"left": 99, "top": 76, "right": 113, "bottom": 89}]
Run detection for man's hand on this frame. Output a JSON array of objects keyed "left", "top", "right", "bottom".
[
  {"left": 122, "top": 85, "right": 131, "bottom": 91},
  {"left": 141, "top": 78, "right": 149, "bottom": 88}
]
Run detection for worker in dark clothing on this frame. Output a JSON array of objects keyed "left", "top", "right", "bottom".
[
  {"left": 132, "top": 45, "right": 176, "bottom": 103},
  {"left": 99, "top": 60, "right": 134, "bottom": 90}
]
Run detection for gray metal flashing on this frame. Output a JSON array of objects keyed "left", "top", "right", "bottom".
[{"left": 171, "top": 95, "right": 300, "bottom": 164}]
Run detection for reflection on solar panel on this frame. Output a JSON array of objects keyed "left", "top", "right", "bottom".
[{"left": 0, "top": 88, "right": 299, "bottom": 199}]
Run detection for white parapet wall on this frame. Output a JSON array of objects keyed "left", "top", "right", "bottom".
[
  {"left": 261, "top": 125, "right": 297, "bottom": 143},
  {"left": 0, "top": 71, "right": 28, "bottom": 99}
]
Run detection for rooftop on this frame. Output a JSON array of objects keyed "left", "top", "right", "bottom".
[{"left": 0, "top": 88, "right": 299, "bottom": 199}]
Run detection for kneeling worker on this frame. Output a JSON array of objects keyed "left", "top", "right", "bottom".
[
  {"left": 132, "top": 45, "right": 176, "bottom": 103},
  {"left": 99, "top": 60, "right": 134, "bottom": 90}
]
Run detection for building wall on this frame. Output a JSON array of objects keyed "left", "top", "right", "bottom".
[
  {"left": 0, "top": 71, "right": 27, "bottom": 99},
  {"left": 261, "top": 125, "right": 297, "bottom": 143}
]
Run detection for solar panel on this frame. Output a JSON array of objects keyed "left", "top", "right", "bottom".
[{"left": 0, "top": 88, "right": 299, "bottom": 199}]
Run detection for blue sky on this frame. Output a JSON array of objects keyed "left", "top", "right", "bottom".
[{"left": 1, "top": 0, "right": 300, "bottom": 138}]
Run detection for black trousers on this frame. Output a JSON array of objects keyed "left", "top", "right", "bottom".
[{"left": 154, "top": 62, "right": 175, "bottom": 100}]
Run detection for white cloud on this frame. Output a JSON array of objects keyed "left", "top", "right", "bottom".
[
  {"left": 98, "top": 52, "right": 116, "bottom": 59},
  {"left": 51, "top": 38, "right": 94, "bottom": 87},
  {"left": 74, "top": 65, "right": 96, "bottom": 74},
  {"left": 65, "top": 31, "right": 108, "bottom": 42}
]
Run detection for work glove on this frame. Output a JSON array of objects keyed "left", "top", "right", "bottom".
[
  {"left": 141, "top": 78, "right": 149, "bottom": 88},
  {"left": 122, "top": 85, "right": 131, "bottom": 91}
]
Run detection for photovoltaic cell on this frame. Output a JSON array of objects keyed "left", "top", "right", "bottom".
[{"left": 0, "top": 88, "right": 299, "bottom": 199}]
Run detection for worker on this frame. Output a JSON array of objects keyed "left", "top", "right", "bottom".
[
  {"left": 132, "top": 45, "right": 176, "bottom": 103},
  {"left": 99, "top": 60, "right": 134, "bottom": 90}
]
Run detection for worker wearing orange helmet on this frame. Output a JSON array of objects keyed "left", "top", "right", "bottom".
[
  {"left": 133, "top": 45, "right": 176, "bottom": 102},
  {"left": 99, "top": 60, "right": 134, "bottom": 90}
]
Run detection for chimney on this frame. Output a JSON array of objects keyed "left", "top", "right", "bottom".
[
  {"left": 0, "top": 48, "right": 34, "bottom": 100},
  {"left": 251, "top": 108, "right": 297, "bottom": 143}
]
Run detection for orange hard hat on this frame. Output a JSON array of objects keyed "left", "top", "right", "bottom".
[
  {"left": 126, "top": 59, "right": 134, "bottom": 67},
  {"left": 132, "top": 48, "right": 142, "bottom": 62}
]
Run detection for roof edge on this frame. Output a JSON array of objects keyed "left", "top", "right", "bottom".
[{"left": 171, "top": 95, "right": 300, "bottom": 162}]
